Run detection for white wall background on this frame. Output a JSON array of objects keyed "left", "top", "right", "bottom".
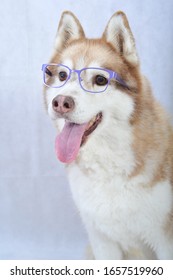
[{"left": 0, "top": 0, "right": 173, "bottom": 259}]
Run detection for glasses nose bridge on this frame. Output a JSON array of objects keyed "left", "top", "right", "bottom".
[{"left": 70, "top": 69, "right": 82, "bottom": 81}]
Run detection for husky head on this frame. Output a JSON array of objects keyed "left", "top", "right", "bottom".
[{"left": 43, "top": 11, "right": 142, "bottom": 164}]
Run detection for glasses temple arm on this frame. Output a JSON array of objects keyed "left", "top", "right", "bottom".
[
  {"left": 113, "top": 72, "right": 129, "bottom": 89},
  {"left": 41, "top": 64, "right": 47, "bottom": 71}
]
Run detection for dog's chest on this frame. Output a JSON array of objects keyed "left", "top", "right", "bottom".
[
  {"left": 68, "top": 163, "right": 172, "bottom": 248},
  {"left": 68, "top": 165, "right": 146, "bottom": 236}
]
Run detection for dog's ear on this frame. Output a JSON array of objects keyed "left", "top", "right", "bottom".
[
  {"left": 103, "top": 11, "right": 138, "bottom": 66},
  {"left": 55, "top": 11, "right": 85, "bottom": 51}
]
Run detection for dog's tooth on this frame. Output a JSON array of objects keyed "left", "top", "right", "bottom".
[{"left": 89, "top": 117, "right": 95, "bottom": 127}]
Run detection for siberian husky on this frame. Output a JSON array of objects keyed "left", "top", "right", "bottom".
[{"left": 43, "top": 11, "right": 173, "bottom": 259}]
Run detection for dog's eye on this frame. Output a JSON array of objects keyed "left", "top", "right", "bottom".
[
  {"left": 59, "top": 71, "right": 68, "bottom": 81},
  {"left": 45, "top": 68, "right": 52, "bottom": 77},
  {"left": 95, "top": 75, "right": 108, "bottom": 86}
]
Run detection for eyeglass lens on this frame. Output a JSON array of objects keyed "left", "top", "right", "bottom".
[{"left": 44, "top": 65, "right": 70, "bottom": 88}]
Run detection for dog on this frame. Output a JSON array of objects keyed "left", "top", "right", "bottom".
[{"left": 42, "top": 10, "right": 173, "bottom": 259}]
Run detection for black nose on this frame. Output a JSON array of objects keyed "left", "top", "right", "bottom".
[{"left": 52, "top": 95, "right": 75, "bottom": 114}]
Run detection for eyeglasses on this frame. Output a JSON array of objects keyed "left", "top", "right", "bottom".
[{"left": 41, "top": 63, "right": 129, "bottom": 94}]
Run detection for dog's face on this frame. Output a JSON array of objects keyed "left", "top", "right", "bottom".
[{"left": 43, "top": 11, "right": 141, "bottom": 163}]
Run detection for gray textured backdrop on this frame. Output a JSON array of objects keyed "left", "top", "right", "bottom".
[{"left": 0, "top": 0, "right": 173, "bottom": 259}]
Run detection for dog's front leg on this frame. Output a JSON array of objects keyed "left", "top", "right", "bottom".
[{"left": 86, "top": 226, "right": 123, "bottom": 260}]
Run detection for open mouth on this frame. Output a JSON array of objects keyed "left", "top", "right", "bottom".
[
  {"left": 55, "top": 112, "right": 102, "bottom": 163},
  {"left": 81, "top": 112, "right": 102, "bottom": 145}
]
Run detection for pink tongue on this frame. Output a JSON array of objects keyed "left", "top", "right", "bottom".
[{"left": 55, "top": 122, "right": 88, "bottom": 163}]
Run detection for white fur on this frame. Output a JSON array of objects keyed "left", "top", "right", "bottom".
[{"left": 68, "top": 162, "right": 173, "bottom": 259}]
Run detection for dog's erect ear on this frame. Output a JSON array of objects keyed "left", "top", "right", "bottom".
[
  {"left": 55, "top": 11, "right": 85, "bottom": 51},
  {"left": 103, "top": 11, "right": 138, "bottom": 66}
]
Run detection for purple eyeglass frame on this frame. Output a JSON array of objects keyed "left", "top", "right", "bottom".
[{"left": 42, "top": 63, "right": 129, "bottom": 93}]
